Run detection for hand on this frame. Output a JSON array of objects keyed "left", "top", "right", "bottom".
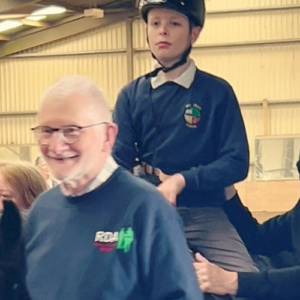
[
  {"left": 193, "top": 253, "right": 238, "bottom": 296},
  {"left": 157, "top": 173, "right": 185, "bottom": 206}
]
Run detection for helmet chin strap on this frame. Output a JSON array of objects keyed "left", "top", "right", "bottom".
[
  {"left": 148, "top": 45, "right": 192, "bottom": 78},
  {"left": 146, "top": 34, "right": 192, "bottom": 78}
]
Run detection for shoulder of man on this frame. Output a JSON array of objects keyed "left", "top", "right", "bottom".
[
  {"left": 28, "top": 186, "right": 61, "bottom": 213},
  {"left": 117, "top": 171, "right": 174, "bottom": 209},
  {"left": 119, "top": 172, "right": 181, "bottom": 226}
]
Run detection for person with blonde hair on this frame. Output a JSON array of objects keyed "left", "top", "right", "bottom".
[
  {"left": 0, "top": 160, "right": 47, "bottom": 300},
  {"left": 0, "top": 160, "right": 47, "bottom": 211}
]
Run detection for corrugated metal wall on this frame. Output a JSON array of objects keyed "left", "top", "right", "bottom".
[
  {"left": 0, "top": 53, "right": 127, "bottom": 111},
  {"left": 206, "top": 0, "right": 300, "bottom": 10},
  {"left": 0, "top": 22, "right": 127, "bottom": 110},
  {"left": 0, "top": 22, "right": 128, "bottom": 146},
  {"left": 0, "top": 115, "right": 36, "bottom": 145},
  {"left": 0, "top": 0, "right": 300, "bottom": 165}
]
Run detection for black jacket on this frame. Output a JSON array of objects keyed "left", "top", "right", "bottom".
[
  {"left": 0, "top": 201, "right": 30, "bottom": 300},
  {"left": 223, "top": 194, "right": 300, "bottom": 300}
]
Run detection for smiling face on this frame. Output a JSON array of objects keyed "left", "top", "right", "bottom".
[
  {"left": 147, "top": 8, "right": 200, "bottom": 67},
  {"left": 37, "top": 93, "right": 110, "bottom": 182}
]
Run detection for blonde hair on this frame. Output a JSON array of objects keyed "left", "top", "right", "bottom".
[{"left": 0, "top": 160, "right": 47, "bottom": 209}]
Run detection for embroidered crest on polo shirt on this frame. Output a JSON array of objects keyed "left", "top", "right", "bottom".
[
  {"left": 184, "top": 103, "right": 201, "bottom": 128},
  {"left": 93, "top": 227, "right": 134, "bottom": 253}
]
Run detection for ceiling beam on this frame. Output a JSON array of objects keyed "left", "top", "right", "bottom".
[
  {"left": 0, "top": 35, "right": 10, "bottom": 41},
  {"left": 12, "top": 14, "right": 83, "bottom": 39},
  {"left": 21, "top": 19, "right": 50, "bottom": 28},
  {"left": 0, "top": 14, "right": 29, "bottom": 20},
  {"left": 38, "top": 0, "right": 83, "bottom": 12},
  {"left": 0, "top": 9, "right": 139, "bottom": 58},
  {"left": 0, "top": 0, "right": 40, "bottom": 13},
  {"left": 83, "top": 9, "right": 104, "bottom": 18}
]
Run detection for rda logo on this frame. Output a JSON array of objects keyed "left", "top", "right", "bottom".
[
  {"left": 93, "top": 228, "right": 134, "bottom": 253},
  {"left": 94, "top": 231, "right": 118, "bottom": 253}
]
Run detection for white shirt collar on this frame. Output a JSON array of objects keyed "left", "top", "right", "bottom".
[
  {"left": 60, "top": 155, "right": 118, "bottom": 197},
  {"left": 46, "top": 178, "right": 55, "bottom": 189},
  {"left": 150, "top": 59, "right": 197, "bottom": 89}
]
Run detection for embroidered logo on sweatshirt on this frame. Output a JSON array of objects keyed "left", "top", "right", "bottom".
[
  {"left": 184, "top": 104, "right": 201, "bottom": 128},
  {"left": 94, "top": 227, "right": 134, "bottom": 253}
]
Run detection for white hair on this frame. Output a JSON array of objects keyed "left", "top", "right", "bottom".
[{"left": 40, "top": 75, "right": 111, "bottom": 121}]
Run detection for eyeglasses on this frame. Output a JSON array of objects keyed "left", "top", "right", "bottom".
[{"left": 31, "top": 122, "right": 109, "bottom": 145}]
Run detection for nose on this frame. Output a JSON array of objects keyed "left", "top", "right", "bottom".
[
  {"left": 47, "top": 132, "right": 70, "bottom": 153},
  {"left": 158, "top": 22, "right": 168, "bottom": 36}
]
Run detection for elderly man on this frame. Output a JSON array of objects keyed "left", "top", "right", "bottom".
[{"left": 25, "top": 76, "right": 203, "bottom": 300}]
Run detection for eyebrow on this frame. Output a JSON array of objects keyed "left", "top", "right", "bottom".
[{"left": 39, "top": 124, "right": 82, "bottom": 129}]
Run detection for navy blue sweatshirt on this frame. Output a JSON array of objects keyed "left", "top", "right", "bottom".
[
  {"left": 25, "top": 168, "right": 203, "bottom": 300},
  {"left": 113, "top": 69, "right": 249, "bottom": 207}
]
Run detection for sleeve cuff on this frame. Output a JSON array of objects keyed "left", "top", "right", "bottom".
[
  {"left": 237, "top": 271, "right": 269, "bottom": 299},
  {"left": 180, "top": 169, "right": 198, "bottom": 190}
]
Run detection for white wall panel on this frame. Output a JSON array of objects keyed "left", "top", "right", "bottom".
[
  {"left": 206, "top": 0, "right": 300, "bottom": 11},
  {"left": 198, "top": 9, "right": 300, "bottom": 46},
  {"left": 270, "top": 103, "right": 300, "bottom": 134},
  {"left": 132, "top": 19, "right": 146, "bottom": 50},
  {"left": 191, "top": 44, "right": 300, "bottom": 103},
  {"left": 241, "top": 106, "right": 264, "bottom": 163},
  {"left": 0, "top": 115, "right": 36, "bottom": 145},
  {"left": 133, "top": 51, "right": 152, "bottom": 78},
  {"left": 0, "top": 53, "right": 127, "bottom": 112}
]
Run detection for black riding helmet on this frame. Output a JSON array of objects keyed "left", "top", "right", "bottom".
[
  {"left": 140, "top": 0, "right": 205, "bottom": 28},
  {"left": 139, "top": 0, "right": 206, "bottom": 76}
]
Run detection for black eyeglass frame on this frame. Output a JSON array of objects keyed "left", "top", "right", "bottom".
[{"left": 31, "top": 122, "right": 109, "bottom": 145}]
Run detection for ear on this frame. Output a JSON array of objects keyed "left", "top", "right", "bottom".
[
  {"left": 101, "top": 123, "right": 118, "bottom": 153},
  {"left": 191, "top": 26, "right": 201, "bottom": 45}
]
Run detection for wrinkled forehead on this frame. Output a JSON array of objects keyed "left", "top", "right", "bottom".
[{"left": 38, "top": 94, "right": 97, "bottom": 126}]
